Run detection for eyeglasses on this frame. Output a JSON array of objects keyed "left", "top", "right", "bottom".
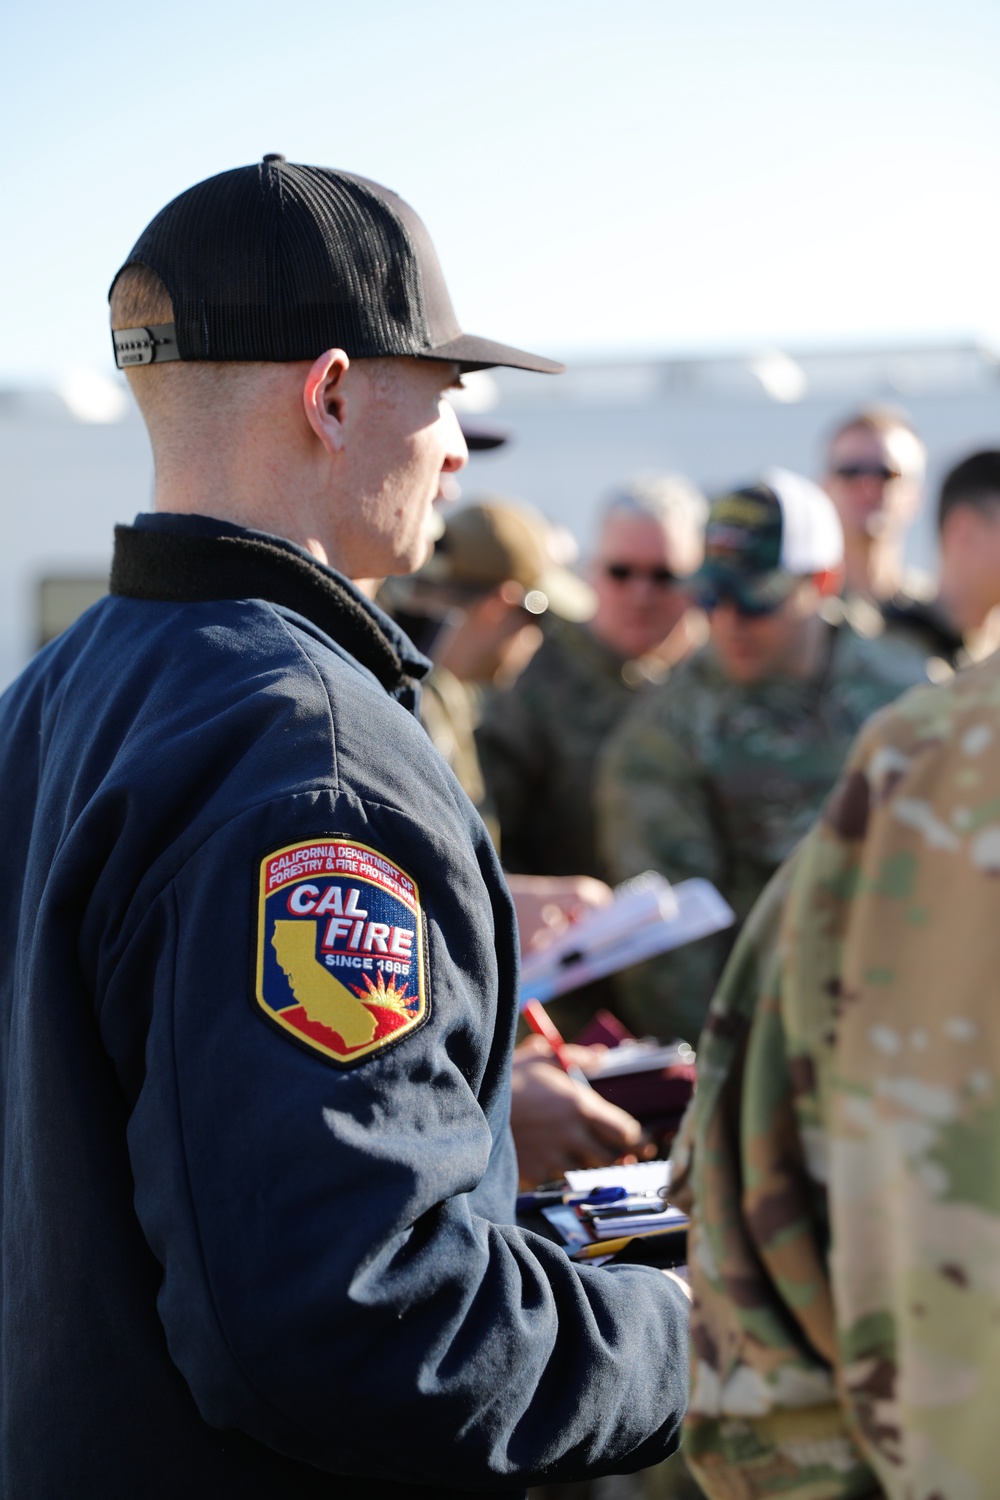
[
  {"left": 831, "top": 463, "right": 903, "bottom": 482},
  {"left": 604, "top": 563, "right": 678, "bottom": 587}
]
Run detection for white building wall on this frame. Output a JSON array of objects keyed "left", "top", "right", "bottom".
[{"left": 2, "top": 345, "right": 998, "bottom": 694}]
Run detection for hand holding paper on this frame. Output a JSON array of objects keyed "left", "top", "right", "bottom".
[{"left": 519, "top": 871, "right": 735, "bottom": 1006}]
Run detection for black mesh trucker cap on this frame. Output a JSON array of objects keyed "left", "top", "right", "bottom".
[{"left": 110, "top": 154, "right": 562, "bottom": 375}]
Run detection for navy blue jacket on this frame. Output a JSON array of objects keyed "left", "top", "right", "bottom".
[{"left": 0, "top": 514, "right": 687, "bottom": 1497}]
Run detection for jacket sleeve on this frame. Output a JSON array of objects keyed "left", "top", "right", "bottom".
[
  {"left": 106, "top": 787, "right": 689, "bottom": 1490},
  {"left": 595, "top": 707, "right": 731, "bottom": 1042}
]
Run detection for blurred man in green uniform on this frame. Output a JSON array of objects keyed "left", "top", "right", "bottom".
[
  {"left": 476, "top": 475, "right": 707, "bottom": 885},
  {"left": 673, "top": 638, "right": 1000, "bottom": 1500},
  {"left": 387, "top": 499, "right": 648, "bottom": 1183},
  {"left": 388, "top": 496, "right": 595, "bottom": 844},
  {"left": 598, "top": 469, "right": 926, "bottom": 1042}
]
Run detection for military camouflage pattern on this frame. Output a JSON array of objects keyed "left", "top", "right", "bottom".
[
  {"left": 673, "top": 648, "right": 1000, "bottom": 1498},
  {"left": 476, "top": 614, "right": 646, "bottom": 881},
  {"left": 596, "top": 622, "right": 926, "bottom": 1042}
]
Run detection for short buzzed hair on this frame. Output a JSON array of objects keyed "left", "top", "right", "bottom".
[
  {"left": 601, "top": 474, "right": 708, "bottom": 534},
  {"left": 110, "top": 263, "right": 281, "bottom": 448},
  {"left": 109, "top": 261, "right": 174, "bottom": 330},
  {"left": 938, "top": 450, "right": 1000, "bottom": 532},
  {"left": 825, "top": 404, "right": 926, "bottom": 474}
]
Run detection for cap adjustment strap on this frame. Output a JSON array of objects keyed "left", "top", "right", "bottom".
[{"left": 112, "top": 324, "right": 180, "bottom": 369}]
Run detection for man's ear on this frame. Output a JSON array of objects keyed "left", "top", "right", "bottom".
[
  {"left": 814, "top": 564, "right": 845, "bottom": 598},
  {"left": 302, "top": 348, "right": 351, "bottom": 455}
]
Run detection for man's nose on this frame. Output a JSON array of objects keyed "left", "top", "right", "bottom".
[
  {"left": 712, "top": 599, "right": 741, "bottom": 627},
  {"left": 628, "top": 575, "right": 660, "bottom": 602},
  {"left": 857, "top": 472, "right": 888, "bottom": 500},
  {"left": 440, "top": 400, "right": 468, "bottom": 474}
]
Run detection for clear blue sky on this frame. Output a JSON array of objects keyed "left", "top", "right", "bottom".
[{"left": 2, "top": 0, "right": 998, "bottom": 384}]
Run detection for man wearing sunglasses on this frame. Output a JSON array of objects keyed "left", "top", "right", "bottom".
[
  {"left": 597, "top": 469, "right": 926, "bottom": 1044},
  {"left": 475, "top": 478, "right": 706, "bottom": 1034},
  {"left": 821, "top": 406, "right": 953, "bottom": 656}
]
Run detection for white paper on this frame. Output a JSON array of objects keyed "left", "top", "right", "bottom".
[
  {"left": 564, "top": 1160, "right": 672, "bottom": 1194},
  {"left": 586, "top": 1040, "right": 694, "bottom": 1079},
  {"left": 519, "top": 871, "right": 677, "bottom": 993},
  {"left": 519, "top": 877, "right": 735, "bottom": 1006}
]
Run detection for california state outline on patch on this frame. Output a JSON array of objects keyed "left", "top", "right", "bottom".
[{"left": 255, "top": 837, "right": 428, "bottom": 1065}]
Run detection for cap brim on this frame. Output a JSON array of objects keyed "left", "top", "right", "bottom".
[
  {"left": 535, "top": 567, "right": 596, "bottom": 623},
  {"left": 692, "top": 562, "right": 799, "bottom": 610},
  {"left": 423, "top": 332, "right": 563, "bottom": 374},
  {"left": 458, "top": 418, "right": 511, "bottom": 451}
]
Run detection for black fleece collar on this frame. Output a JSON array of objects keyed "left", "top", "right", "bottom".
[{"left": 110, "top": 519, "right": 429, "bottom": 698}]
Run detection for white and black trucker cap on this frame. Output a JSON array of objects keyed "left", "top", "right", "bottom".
[
  {"left": 692, "top": 467, "right": 844, "bottom": 612},
  {"left": 110, "top": 154, "right": 563, "bottom": 375}
]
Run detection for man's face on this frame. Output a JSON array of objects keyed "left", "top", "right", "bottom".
[
  {"left": 708, "top": 580, "right": 821, "bottom": 684},
  {"left": 340, "top": 357, "right": 468, "bottom": 577},
  {"left": 589, "top": 512, "right": 702, "bottom": 660},
  {"left": 941, "top": 497, "right": 1000, "bottom": 631},
  {"left": 823, "top": 424, "right": 924, "bottom": 546}
]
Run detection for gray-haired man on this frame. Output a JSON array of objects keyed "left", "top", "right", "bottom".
[{"left": 477, "top": 476, "right": 708, "bottom": 890}]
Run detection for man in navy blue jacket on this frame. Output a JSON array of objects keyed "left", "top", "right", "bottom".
[{"left": 0, "top": 157, "right": 689, "bottom": 1498}]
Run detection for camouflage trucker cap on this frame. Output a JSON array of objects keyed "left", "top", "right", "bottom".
[{"left": 692, "top": 467, "right": 844, "bottom": 614}]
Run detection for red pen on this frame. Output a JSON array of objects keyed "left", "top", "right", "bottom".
[{"left": 521, "top": 998, "right": 593, "bottom": 1089}]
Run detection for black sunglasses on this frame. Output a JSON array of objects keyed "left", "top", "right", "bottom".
[
  {"left": 604, "top": 563, "right": 678, "bottom": 586},
  {"left": 832, "top": 463, "right": 902, "bottom": 482}
]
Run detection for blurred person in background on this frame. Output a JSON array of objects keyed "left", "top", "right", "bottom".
[
  {"left": 386, "top": 500, "right": 647, "bottom": 1185},
  {"left": 387, "top": 496, "right": 592, "bottom": 842},
  {"left": 914, "top": 449, "right": 1000, "bottom": 675},
  {"left": 673, "top": 598, "right": 1000, "bottom": 1500},
  {"left": 476, "top": 476, "right": 707, "bottom": 1042},
  {"left": 597, "top": 470, "right": 927, "bottom": 1044},
  {"left": 821, "top": 406, "right": 942, "bottom": 648},
  {"left": 477, "top": 476, "right": 707, "bottom": 886}
]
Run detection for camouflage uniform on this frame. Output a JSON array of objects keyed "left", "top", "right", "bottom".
[
  {"left": 673, "top": 649, "right": 1000, "bottom": 1499},
  {"left": 476, "top": 614, "right": 645, "bottom": 881},
  {"left": 596, "top": 623, "right": 926, "bottom": 1042}
]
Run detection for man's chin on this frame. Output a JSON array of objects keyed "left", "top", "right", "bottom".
[
  {"left": 715, "top": 651, "right": 763, "bottom": 684},
  {"left": 862, "top": 510, "right": 890, "bottom": 539},
  {"left": 381, "top": 532, "right": 435, "bottom": 579}
]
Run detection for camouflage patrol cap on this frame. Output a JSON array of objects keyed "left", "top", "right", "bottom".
[{"left": 693, "top": 467, "right": 843, "bottom": 614}]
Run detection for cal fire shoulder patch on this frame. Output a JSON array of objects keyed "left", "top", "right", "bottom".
[{"left": 255, "top": 837, "right": 429, "bottom": 1066}]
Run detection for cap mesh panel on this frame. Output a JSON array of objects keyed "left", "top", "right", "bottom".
[{"left": 119, "top": 161, "right": 433, "bottom": 361}]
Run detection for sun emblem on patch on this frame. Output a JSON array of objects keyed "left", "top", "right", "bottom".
[{"left": 255, "top": 837, "right": 429, "bottom": 1066}]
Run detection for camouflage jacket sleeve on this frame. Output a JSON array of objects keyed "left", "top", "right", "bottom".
[
  {"left": 671, "top": 854, "right": 878, "bottom": 1500},
  {"left": 677, "top": 656, "right": 1000, "bottom": 1499},
  {"left": 595, "top": 701, "right": 732, "bottom": 1043}
]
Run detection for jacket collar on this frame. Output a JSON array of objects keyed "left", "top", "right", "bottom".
[{"left": 110, "top": 514, "right": 429, "bottom": 699}]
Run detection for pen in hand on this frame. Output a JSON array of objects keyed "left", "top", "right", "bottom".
[{"left": 521, "top": 998, "right": 594, "bottom": 1089}]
